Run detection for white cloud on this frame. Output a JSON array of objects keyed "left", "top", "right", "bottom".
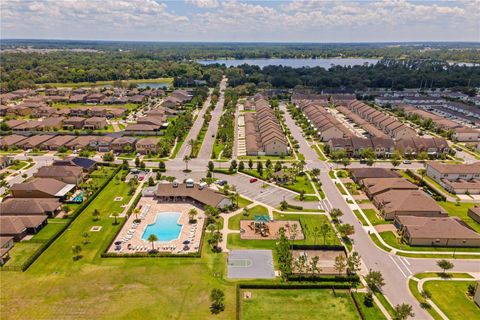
[
  {"left": 186, "top": 0, "right": 219, "bottom": 8},
  {"left": 0, "top": 0, "right": 478, "bottom": 41}
]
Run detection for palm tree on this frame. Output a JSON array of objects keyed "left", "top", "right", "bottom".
[
  {"left": 133, "top": 208, "right": 140, "bottom": 220},
  {"left": 72, "top": 245, "right": 82, "bottom": 261},
  {"left": 112, "top": 212, "right": 119, "bottom": 225},
  {"left": 183, "top": 155, "right": 190, "bottom": 171},
  {"left": 290, "top": 223, "right": 298, "bottom": 248},
  {"left": 82, "top": 232, "right": 90, "bottom": 245},
  {"left": 188, "top": 208, "right": 198, "bottom": 223},
  {"left": 147, "top": 234, "right": 158, "bottom": 251},
  {"left": 312, "top": 226, "right": 322, "bottom": 246},
  {"left": 92, "top": 209, "right": 100, "bottom": 221},
  {"left": 207, "top": 223, "right": 216, "bottom": 234}
]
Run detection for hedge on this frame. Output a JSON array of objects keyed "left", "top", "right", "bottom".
[
  {"left": 405, "top": 169, "right": 446, "bottom": 201},
  {"left": 291, "top": 244, "right": 346, "bottom": 251},
  {"left": 287, "top": 274, "right": 360, "bottom": 283}
]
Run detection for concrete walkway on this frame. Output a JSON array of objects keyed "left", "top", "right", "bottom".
[{"left": 414, "top": 274, "right": 480, "bottom": 320}]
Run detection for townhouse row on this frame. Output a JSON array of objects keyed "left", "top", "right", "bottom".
[
  {"left": 0, "top": 134, "right": 160, "bottom": 154},
  {"left": 328, "top": 136, "right": 449, "bottom": 158},
  {"left": 350, "top": 168, "right": 480, "bottom": 247},
  {"left": 244, "top": 98, "right": 289, "bottom": 156}
]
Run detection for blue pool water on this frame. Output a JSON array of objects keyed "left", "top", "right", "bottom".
[
  {"left": 142, "top": 212, "right": 182, "bottom": 242},
  {"left": 72, "top": 192, "right": 85, "bottom": 203}
]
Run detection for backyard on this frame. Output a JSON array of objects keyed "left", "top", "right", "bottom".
[
  {"left": 0, "top": 168, "right": 237, "bottom": 319},
  {"left": 241, "top": 289, "right": 360, "bottom": 320},
  {"left": 438, "top": 201, "right": 480, "bottom": 233}
]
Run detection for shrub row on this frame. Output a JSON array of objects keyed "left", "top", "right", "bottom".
[
  {"left": 405, "top": 169, "right": 446, "bottom": 201},
  {"left": 238, "top": 283, "right": 353, "bottom": 290},
  {"left": 291, "top": 244, "right": 345, "bottom": 251},
  {"left": 287, "top": 274, "right": 360, "bottom": 283}
]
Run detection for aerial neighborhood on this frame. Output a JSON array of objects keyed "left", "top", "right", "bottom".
[{"left": 1, "top": 10, "right": 480, "bottom": 319}]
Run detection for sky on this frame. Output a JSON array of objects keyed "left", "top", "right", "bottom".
[{"left": 1, "top": 0, "right": 479, "bottom": 42}]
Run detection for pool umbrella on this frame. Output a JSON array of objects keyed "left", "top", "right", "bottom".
[{"left": 183, "top": 240, "right": 190, "bottom": 244}]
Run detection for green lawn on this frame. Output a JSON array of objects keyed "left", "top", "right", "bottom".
[
  {"left": 363, "top": 209, "right": 389, "bottom": 225},
  {"left": 414, "top": 272, "right": 473, "bottom": 279},
  {"left": 0, "top": 169, "right": 237, "bottom": 319},
  {"left": 369, "top": 234, "right": 392, "bottom": 252},
  {"left": 1, "top": 242, "right": 43, "bottom": 269},
  {"left": 424, "top": 280, "right": 480, "bottom": 320},
  {"left": 7, "top": 161, "right": 28, "bottom": 170},
  {"left": 228, "top": 205, "right": 269, "bottom": 230},
  {"left": 353, "top": 210, "right": 368, "bottom": 226},
  {"left": 237, "top": 196, "right": 253, "bottom": 208},
  {"left": 242, "top": 289, "right": 360, "bottom": 320},
  {"left": 29, "top": 221, "right": 68, "bottom": 242},
  {"left": 279, "top": 175, "right": 315, "bottom": 194},
  {"left": 273, "top": 213, "right": 340, "bottom": 246},
  {"left": 336, "top": 183, "right": 347, "bottom": 195},
  {"left": 380, "top": 231, "right": 480, "bottom": 252},
  {"left": 352, "top": 292, "right": 387, "bottom": 320},
  {"left": 370, "top": 291, "right": 395, "bottom": 318},
  {"left": 439, "top": 201, "right": 480, "bottom": 233},
  {"left": 312, "top": 144, "right": 327, "bottom": 161}
]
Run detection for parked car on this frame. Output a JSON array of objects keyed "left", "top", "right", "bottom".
[
  {"left": 359, "top": 159, "right": 366, "bottom": 164},
  {"left": 249, "top": 178, "right": 258, "bottom": 183},
  {"left": 216, "top": 180, "right": 227, "bottom": 186},
  {"left": 403, "top": 160, "right": 411, "bottom": 164}
]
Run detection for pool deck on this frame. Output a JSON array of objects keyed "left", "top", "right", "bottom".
[{"left": 108, "top": 199, "right": 205, "bottom": 254}]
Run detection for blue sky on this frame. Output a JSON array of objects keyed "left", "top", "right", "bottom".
[{"left": 1, "top": 0, "right": 479, "bottom": 42}]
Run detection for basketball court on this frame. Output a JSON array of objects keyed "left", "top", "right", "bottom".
[{"left": 227, "top": 250, "right": 275, "bottom": 279}]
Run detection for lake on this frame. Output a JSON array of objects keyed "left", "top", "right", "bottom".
[
  {"left": 137, "top": 82, "right": 171, "bottom": 89},
  {"left": 197, "top": 57, "right": 379, "bottom": 69}
]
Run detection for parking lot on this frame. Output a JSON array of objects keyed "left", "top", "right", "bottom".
[{"left": 214, "top": 172, "right": 297, "bottom": 207}]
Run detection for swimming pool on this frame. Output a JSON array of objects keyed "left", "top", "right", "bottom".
[{"left": 142, "top": 212, "right": 183, "bottom": 242}]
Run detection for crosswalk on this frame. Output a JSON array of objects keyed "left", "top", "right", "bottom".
[{"left": 389, "top": 255, "right": 413, "bottom": 278}]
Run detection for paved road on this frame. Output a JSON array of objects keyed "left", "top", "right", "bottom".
[
  {"left": 175, "top": 90, "right": 212, "bottom": 160},
  {"left": 281, "top": 102, "right": 439, "bottom": 319},
  {"left": 197, "top": 77, "right": 227, "bottom": 160}
]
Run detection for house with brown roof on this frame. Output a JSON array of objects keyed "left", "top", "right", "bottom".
[
  {"left": 349, "top": 168, "right": 400, "bottom": 184},
  {"left": 452, "top": 127, "right": 480, "bottom": 142},
  {"left": 10, "top": 178, "right": 75, "bottom": 199},
  {"left": 17, "top": 135, "right": 54, "bottom": 150},
  {"left": 426, "top": 161, "right": 480, "bottom": 194},
  {"left": 362, "top": 178, "right": 418, "bottom": 198},
  {"left": 63, "top": 117, "right": 86, "bottom": 130},
  {"left": 111, "top": 137, "right": 137, "bottom": 153},
  {"left": 93, "top": 136, "right": 114, "bottom": 152},
  {"left": 395, "top": 215, "right": 480, "bottom": 247},
  {"left": 65, "top": 135, "right": 98, "bottom": 150},
  {"left": 373, "top": 189, "right": 447, "bottom": 220},
  {"left": 153, "top": 182, "right": 231, "bottom": 209},
  {"left": 136, "top": 138, "right": 159, "bottom": 154},
  {"left": 34, "top": 165, "right": 83, "bottom": 185},
  {"left": 0, "top": 135, "right": 28, "bottom": 149},
  {"left": 40, "top": 135, "right": 76, "bottom": 150},
  {"left": 468, "top": 207, "right": 480, "bottom": 224},
  {"left": 37, "top": 117, "right": 65, "bottom": 131},
  {"left": 83, "top": 117, "right": 107, "bottom": 130},
  {"left": 0, "top": 216, "right": 48, "bottom": 241},
  {"left": 0, "top": 198, "right": 61, "bottom": 217}
]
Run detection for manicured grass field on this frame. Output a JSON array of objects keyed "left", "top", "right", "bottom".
[
  {"left": 336, "top": 182, "right": 347, "bottom": 195},
  {"left": 438, "top": 201, "right": 480, "bottom": 233},
  {"left": 237, "top": 196, "right": 253, "bottom": 208},
  {"left": 363, "top": 209, "right": 389, "bottom": 225},
  {"left": 353, "top": 210, "right": 368, "bottom": 226},
  {"left": 0, "top": 169, "right": 237, "bottom": 319},
  {"left": 424, "top": 280, "right": 480, "bottom": 320},
  {"left": 352, "top": 292, "right": 387, "bottom": 320},
  {"left": 228, "top": 205, "right": 269, "bottom": 230},
  {"left": 29, "top": 220, "right": 68, "bottom": 242},
  {"left": 7, "top": 160, "right": 28, "bottom": 171},
  {"left": 241, "top": 289, "right": 360, "bottom": 320},
  {"left": 1, "top": 242, "right": 43, "bottom": 268},
  {"left": 380, "top": 231, "right": 480, "bottom": 252},
  {"left": 414, "top": 272, "right": 473, "bottom": 279},
  {"left": 279, "top": 175, "right": 315, "bottom": 194}
]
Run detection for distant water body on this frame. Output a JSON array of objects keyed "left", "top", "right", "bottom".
[{"left": 197, "top": 58, "right": 379, "bottom": 69}]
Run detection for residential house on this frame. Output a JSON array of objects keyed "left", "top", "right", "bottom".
[
  {"left": 83, "top": 117, "right": 107, "bottom": 130},
  {"left": 10, "top": 178, "right": 75, "bottom": 200},
  {"left": 395, "top": 215, "right": 480, "bottom": 247},
  {"left": 0, "top": 216, "right": 48, "bottom": 241},
  {"left": 373, "top": 189, "right": 447, "bottom": 220},
  {"left": 0, "top": 135, "right": 28, "bottom": 150},
  {"left": 0, "top": 198, "right": 61, "bottom": 217},
  {"left": 425, "top": 162, "right": 480, "bottom": 194},
  {"left": 153, "top": 182, "right": 231, "bottom": 209},
  {"left": 111, "top": 137, "right": 137, "bottom": 153},
  {"left": 34, "top": 165, "right": 84, "bottom": 185},
  {"left": 63, "top": 117, "right": 86, "bottom": 130},
  {"left": 40, "top": 135, "right": 76, "bottom": 150},
  {"left": 136, "top": 138, "right": 159, "bottom": 154}
]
